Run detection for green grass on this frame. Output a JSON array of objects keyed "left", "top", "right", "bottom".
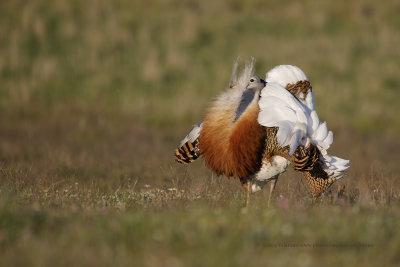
[{"left": 1, "top": 0, "right": 400, "bottom": 266}]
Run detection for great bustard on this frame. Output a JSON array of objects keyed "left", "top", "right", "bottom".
[{"left": 175, "top": 60, "right": 349, "bottom": 206}]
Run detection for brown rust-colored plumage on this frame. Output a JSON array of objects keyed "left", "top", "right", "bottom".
[
  {"left": 229, "top": 103, "right": 266, "bottom": 177},
  {"left": 200, "top": 101, "right": 265, "bottom": 178},
  {"left": 199, "top": 102, "right": 235, "bottom": 177}
]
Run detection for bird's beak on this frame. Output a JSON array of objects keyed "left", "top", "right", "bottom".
[{"left": 261, "top": 79, "right": 266, "bottom": 87}]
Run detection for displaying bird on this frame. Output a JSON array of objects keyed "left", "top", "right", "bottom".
[{"left": 175, "top": 60, "right": 349, "bottom": 206}]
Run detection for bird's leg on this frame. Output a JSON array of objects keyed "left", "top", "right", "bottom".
[
  {"left": 267, "top": 178, "right": 278, "bottom": 207},
  {"left": 246, "top": 179, "right": 253, "bottom": 208}
]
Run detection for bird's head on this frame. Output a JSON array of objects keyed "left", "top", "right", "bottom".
[{"left": 246, "top": 75, "right": 266, "bottom": 92}]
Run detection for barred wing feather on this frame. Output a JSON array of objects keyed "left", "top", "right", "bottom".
[
  {"left": 178, "top": 121, "right": 203, "bottom": 147},
  {"left": 175, "top": 121, "right": 203, "bottom": 164}
]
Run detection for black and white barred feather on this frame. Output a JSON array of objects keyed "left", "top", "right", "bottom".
[{"left": 174, "top": 121, "right": 202, "bottom": 164}]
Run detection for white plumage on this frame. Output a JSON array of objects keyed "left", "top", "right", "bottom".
[{"left": 258, "top": 65, "right": 349, "bottom": 179}]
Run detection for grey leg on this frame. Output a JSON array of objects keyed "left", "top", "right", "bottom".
[{"left": 268, "top": 178, "right": 278, "bottom": 207}]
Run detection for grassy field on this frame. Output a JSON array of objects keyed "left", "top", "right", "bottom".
[{"left": 1, "top": 0, "right": 400, "bottom": 266}]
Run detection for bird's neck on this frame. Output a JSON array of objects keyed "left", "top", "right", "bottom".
[{"left": 234, "top": 90, "right": 258, "bottom": 121}]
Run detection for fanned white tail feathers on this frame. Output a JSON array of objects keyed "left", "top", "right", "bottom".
[{"left": 258, "top": 65, "right": 349, "bottom": 179}]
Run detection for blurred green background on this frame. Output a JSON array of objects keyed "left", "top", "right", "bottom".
[
  {"left": 1, "top": 0, "right": 400, "bottom": 266},
  {"left": 2, "top": 0, "right": 399, "bottom": 132}
]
